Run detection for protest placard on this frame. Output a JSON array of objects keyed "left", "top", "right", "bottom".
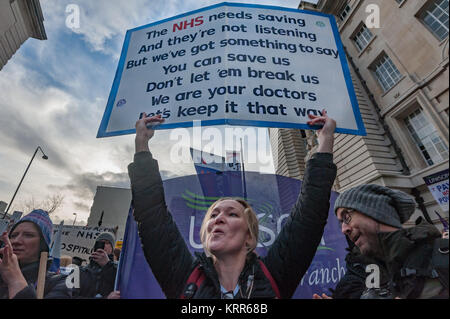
[
  {"left": 98, "top": 2, "right": 365, "bottom": 138},
  {"left": 0, "top": 220, "right": 9, "bottom": 236},
  {"left": 423, "top": 169, "right": 449, "bottom": 211},
  {"left": 10, "top": 211, "right": 23, "bottom": 224},
  {"left": 52, "top": 225, "right": 117, "bottom": 261}
]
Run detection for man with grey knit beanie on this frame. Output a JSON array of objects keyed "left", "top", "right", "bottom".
[
  {"left": 335, "top": 184, "right": 416, "bottom": 228},
  {"left": 332, "top": 184, "right": 448, "bottom": 299}
]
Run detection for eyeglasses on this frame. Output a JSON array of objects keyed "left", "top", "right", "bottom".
[{"left": 338, "top": 209, "right": 354, "bottom": 226}]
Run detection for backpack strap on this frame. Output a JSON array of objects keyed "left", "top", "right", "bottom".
[
  {"left": 180, "top": 265, "right": 206, "bottom": 299},
  {"left": 258, "top": 260, "right": 281, "bottom": 299},
  {"left": 181, "top": 260, "right": 282, "bottom": 299},
  {"left": 398, "top": 237, "right": 449, "bottom": 298}
]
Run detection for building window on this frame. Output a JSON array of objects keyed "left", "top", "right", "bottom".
[
  {"left": 404, "top": 108, "right": 449, "bottom": 166},
  {"left": 371, "top": 53, "right": 402, "bottom": 91},
  {"left": 420, "top": 0, "right": 449, "bottom": 41},
  {"left": 353, "top": 24, "right": 374, "bottom": 51},
  {"left": 339, "top": 2, "right": 352, "bottom": 21}
]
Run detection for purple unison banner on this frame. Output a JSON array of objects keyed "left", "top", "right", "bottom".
[{"left": 116, "top": 171, "right": 347, "bottom": 298}]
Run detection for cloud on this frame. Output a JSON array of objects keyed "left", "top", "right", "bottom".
[
  {"left": 73, "top": 201, "right": 91, "bottom": 212},
  {"left": 41, "top": 0, "right": 154, "bottom": 58},
  {"left": 49, "top": 171, "right": 130, "bottom": 199},
  {"left": 0, "top": 31, "right": 126, "bottom": 173},
  {"left": 41, "top": 0, "right": 301, "bottom": 58},
  {"left": 0, "top": 64, "right": 74, "bottom": 171},
  {"left": 50, "top": 167, "right": 175, "bottom": 199}
]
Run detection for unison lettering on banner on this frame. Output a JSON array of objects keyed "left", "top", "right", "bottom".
[
  {"left": 97, "top": 2, "right": 365, "bottom": 138},
  {"left": 423, "top": 169, "right": 449, "bottom": 211}
]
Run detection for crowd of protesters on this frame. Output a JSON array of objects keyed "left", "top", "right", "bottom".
[
  {"left": 0, "top": 209, "right": 119, "bottom": 299},
  {"left": 0, "top": 112, "right": 447, "bottom": 299}
]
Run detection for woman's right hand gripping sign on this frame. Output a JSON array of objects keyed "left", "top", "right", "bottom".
[{"left": 135, "top": 113, "right": 165, "bottom": 153}]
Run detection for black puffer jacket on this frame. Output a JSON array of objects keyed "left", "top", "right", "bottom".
[
  {"left": 128, "top": 151, "right": 336, "bottom": 299},
  {"left": 0, "top": 259, "right": 71, "bottom": 299}
]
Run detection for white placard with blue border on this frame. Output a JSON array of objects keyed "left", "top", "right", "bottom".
[
  {"left": 423, "top": 169, "right": 449, "bottom": 211},
  {"left": 97, "top": 2, "right": 366, "bottom": 138}
]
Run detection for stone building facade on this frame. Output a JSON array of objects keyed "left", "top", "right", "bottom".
[
  {"left": 270, "top": 0, "right": 449, "bottom": 227},
  {"left": 0, "top": 0, "right": 46, "bottom": 70}
]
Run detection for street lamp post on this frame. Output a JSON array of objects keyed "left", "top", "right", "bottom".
[
  {"left": 3, "top": 146, "right": 49, "bottom": 218},
  {"left": 73, "top": 213, "right": 77, "bottom": 226}
]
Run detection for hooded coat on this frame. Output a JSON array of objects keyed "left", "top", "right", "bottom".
[{"left": 128, "top": 151, "right": 337, "bottom": 299}]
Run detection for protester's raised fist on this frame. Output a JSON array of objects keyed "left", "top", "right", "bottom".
[
  {"left": 135, "top": 113, "right": 165, "bottom": 152},
  {"left": 307, "top": 109, "right": 336, "bottom": 137},
  {"left": 307, "top": 109, "right": 336, "bottom": 154}
]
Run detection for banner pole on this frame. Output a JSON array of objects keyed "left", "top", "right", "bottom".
[
  {"left": 240, "top": 138, "right": 247, "bottom": 199},
  {"left": 36, "top": 251, "right": 48, "bottom": 299}
]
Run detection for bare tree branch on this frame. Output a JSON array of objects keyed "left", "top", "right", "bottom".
[
  {"left": 44, "top": 194, "right": 65, "bottom": 214},
  {"left": 14, "top": 194, "right": 65, "bottom": 215}
]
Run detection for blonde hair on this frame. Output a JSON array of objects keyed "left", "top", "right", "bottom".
[{"left": 200, "top": 197, "right": 259, "bottom": 257}]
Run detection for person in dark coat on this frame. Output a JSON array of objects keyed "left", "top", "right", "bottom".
[
  {"left": 334, "top": 184, "right": 449, "bottom": 299},
  {"left": 128, "top": 111, "right": 337, "bottom": 299},
  {"left": 325, "top": 236, "right": 387, "bottom": 299},
  {"left": 0, "top": 209, "right": 71, "bottom": 299},
  {"left": 73, "top": 232, "right": 118, "bottom": 298}
]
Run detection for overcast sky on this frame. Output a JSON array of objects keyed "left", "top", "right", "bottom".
[{"left": 0, "top": 0, "right": 319, "bottom": 225}]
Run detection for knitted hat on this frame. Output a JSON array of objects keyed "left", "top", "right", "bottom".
[
  {"left": 96, "top": 232, "right": 116, "bottom": 248},
  {"left": 10, "top": 209, "right": 53, "bottom": 250},
  {"left": 334, "top": 184, "right": 416, "bottom": 228}
]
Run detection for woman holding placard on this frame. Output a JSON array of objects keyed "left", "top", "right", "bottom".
[{"left": 129, "top": 111, "right": 336, "bottom": 299}]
